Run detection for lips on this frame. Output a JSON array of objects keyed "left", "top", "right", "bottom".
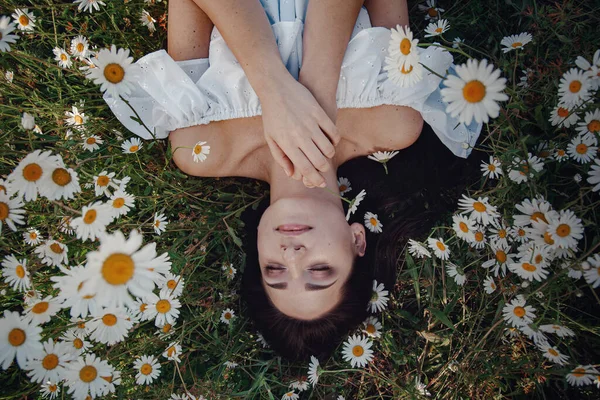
[{"left": 276, "top": 225, "right": 312, "bottom": 235}]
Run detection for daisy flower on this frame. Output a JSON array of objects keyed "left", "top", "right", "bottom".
[
  {"left": 35, "top": 239, "right": 69, "bottom": 267},
  {"left": 518, "top": 323, "right": 549, "bottom": 346},
  {"left": 24, "top": 339, "right": 73, "bottom": 383},
  {"left": 342, "top": 334, "right": 374, "bottom": 368},
  {"left": 153, "top": 212, "right": 168, "bottom": 235},
  {"left": 481, "top": 242, "right": 514, "bottom": 277},
  {"left": 85, "top": 44, "right": 140, "bottom": 99},
  {"left": 88, "top": 307, "right": 133, "bottom": 345},
  {"left": 545, "top": 209, "right": 583, "bottom": 250},
  {"left": 121, "top": 137, "right": 142, "bottom": 154},
  {"left": 427, "top": 237, "right": 451, "bottom": 260},
  {"left": 440, "top": 58, "right": 508, "bottom": 125},
  {"left": 452, "top": 214, "right": 476, "bottom": 243},
  {"left": 64, "top": 353, "right": 111, "bottom": 400},
  {"left": 346, "top": 189, "right": 366, "bottom": 221},
  {"left": 361, "top": 316, "right": 382, "bottom": 338},
  {"left": 222, "top": 262, "right": 236, "bottom": 280},
  {"left": 566, "top": 365, "right": 599, "bottom": 387},
  {"left": 368, "top": 280, "right": 389, "bottom": 313},
  {"left": 38, "top": 163, "right": 81, "bottom": 201},
  {"left": 452, "top": 37, "right": 464, "bottom": 48},
  {"left": 387, "top": 25, "right": 419, "bottom": 68},
  {"left": 223, "top": 361, "right": 238, "bottom": 369},
  {"left": 21, "top": 111, "right": 35, "bottom": 130},
  {"left": 0, "top": 16, "right": 19, "bottom": 52},
  {"left": 162, "top": 342, "right": 182, "bottom": 363},
  {"left": 488, "top": 220, "right": 510, "bottom": 248},
  {"left": 93, "top": 171, "right": 120, "bottom": 197},
  {"left": 586, "top": 158, "right": 600, "bottom": 192},
  {"left": 256, "top": 332, "right": 269, "bottom": 348},
  {"left": 513, "top": 196, "right": 556, "bottom": 227},
  {"left": 53, "top": 47, "right": 72, "bottom": 69},
  {"left": 558, "top": 68, "right": 590, "bottom": 108},
  {"left": 414, "top": 377, "right": 431, "bottom": 397},
  {"left": 446, "top": 262, "right": 466, "bottom": 285},
  {"left": 8, "top": 149, "right": 60, "bottom": 202},
  {"left": 480, "top": 156, "right": 503, "bottom": 179},
  {"left": 418, "top": 0, "right": 444, "bottom": 21},
  {"left": 368, "top": 150, "right": 399, "bottom": 165},
  {"left": 307, "top": 355, "right": 320, "bottom": 386},
  {"left": 51, "top": 265, "right": 98, "bottom": 318},
  {"left": 0, "top": 192, "right": 26, "bottom": 233},
  {"left": 145, "top": 289, "right": 181, "bottom": 327},
  {"left": 140, "top": 10, "right": 156, "bottom": 33},
  {"left": 0, "top": 310, "right": 43, "bottom": 370},
  {"left": 583, "top": 254, "right": 600, "bottom": 288},
  {"left": 23, "top": 228, "right": 42, "bottom": 246},
  {"left": 407, "top": 239, "right": 431, "bottom": 258},
  {"left": 502, "top": 295, "right": 536, "bottom": 327},
  {"left": 385, "top": 59, "right": 424, "bottom": 88},
  {"left": 289, "top": 378, "right": 309, "bottom": 391},
  {"left": 483, "top": 276, "right": 496, "bottom": 294},
  {"left": 82, "top": 134, "right": 103, "bottom": 152},
  {"left": 508, "top": 256, "right": 549, "bottom": 282},
  {"left": 575, "top": 109, "right": 600, "bottom": 136},
  {"left": 23, "top": 296, "right": 62, "bottom": 325},
  {"left": 538, "top": 343, "right": 569, "bottom": 365},
  {"left": 192, "top": 141, "right": 211, "bottom": 163},
  {"left": 539, "top": 324, "right": 575, "bottom": 338},
  {"left": 12, "top": 8, "right": 36, "bottom": 31},
  {"left": 40, "top": 381, "right": 61, "bottom": 399},
  {"left": 567, "top": 133, "right": 598, "bottom": 163},
  {"left": 64, "top": 105, "right": 87, "bottom": 128},
  {"left": 363, "top": 211, "right": 383, "bottom": 233},
  {"left": 281, "top": 391, "right": 299, "bottom": 400},
  {"left": 78, "top": 229, "right": 172, "bottom": 309},
  {"left": 500, "top": 32, "right": 532, "bottom": 53},
  {"left": 220, "top": 308, "right": 235, "bottom": 325},
  {"left": 59, "top": 329, "right": 90, "bottom": 355},
  {"left": 70, "top": 35, "right": 89, "bottom": 60},
  {"left": 424, "top": 19, "right": 449, "bottom": 37},
  {"left": 107, "top": 189, "right": 135, "bottom": 218},
  {"left": 128, "top": 298, "right": 152, "bottom": 322},
  {"left": 549, "top": 105, "right": 580, "bottom": 128},
  {"left": 73, "top": 0, "right": 107, "bottom": 14},
  {"left": 59, "top": 216, "right": 75, "bottom": 235},
  {"left": 161, "top": 272, "right": 185, "bottom": 297},
  {"left": 71, "top": 201, "right": 113, "bottom": 242},
  {"left": 337, "top": 177, "right": 352, "bottom": 196},
  {"left": 133, "top": 355, "right": 161, "bottom": 385},
  {"left": 507, "top": 153, "right": 544, "bottom": 184}
]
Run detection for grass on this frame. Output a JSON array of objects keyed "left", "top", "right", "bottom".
[{"left": 1, "top": 0, "right": 599, "bottom": 399}]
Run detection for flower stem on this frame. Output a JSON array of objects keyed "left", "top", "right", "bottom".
[{"left": 119, "top": 95, "right": 156, "bottom": 139}]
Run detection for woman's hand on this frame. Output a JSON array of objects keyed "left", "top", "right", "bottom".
[{"left": 260, "top": 73, "right": 340, "bottom": 187}]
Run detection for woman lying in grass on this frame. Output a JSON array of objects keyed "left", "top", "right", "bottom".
[{"left": 104, "top": 0, "right": 482, "bottom": 360}]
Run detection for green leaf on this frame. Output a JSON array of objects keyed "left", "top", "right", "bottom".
[
  {"left": 226, "top": 225, "right": 243, "bottom": 249},
  {"left": 406, "top": 253, "right": 421, "bottom": 309},
  {"left": 429, "top": 308, "right": 456, "bottom": 331}
]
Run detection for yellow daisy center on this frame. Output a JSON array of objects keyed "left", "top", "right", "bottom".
[
  {"left": 146, "top": 15, "right": 154, "bottom": 23},
  {"left": 530, "top": 212, "right": 548, "bottom": 223},
  {"left": 101, "top": 375, "right": 113, "bottom": 383},
  {"left": 576, "top": 143, "right": 588, "bottom": 154},
  {"left": 0, "top": 202, "right": 8, "bottom": 221},
  {"left": 543, "top": 232, "right": 555, "bottom": 245},
  {"left": 0, "top": 184, "right": 5, "bottom": 194},
  {"left": 167, "top": 346, "right": 177, "bottom": 357},
  {"left": 50, "top": 243, "right": 63, "bottom": 254},
  {"left": 102, "top": 313, "right": 118, "bottom": 326},
  {"left": 463, "top": 80, "right": 486, "bottom": 103},
  {"left": 495, "top": 250, "right": 507, "bottom": 263},
  {"left": 193, "top": 144, "right": 203, "bottom": 154},
  {"left": 428, "top": 8, "right": 438, "bottom": 17},
  {"left": 436, "top": 241, "right": 446, "bottom": 251},
  {"left": 548, "top": 348, "right": 559, "bottom": 357},
  {"left": 569, "top": 80, "right": 582, "bottom": 93},
  {"left": 139, "top": 303, "right": 147, "bottom": 312},
  {"left": 366, "top": 324, "right": 376, "bottom": 334},
  {"left": 77, "top": 321, "right": 86, "bottom": 329},
  {"left": 491, "top": 283, "right": 496, "bottom": 289},
  {"left": 79, "top": 365, "right": 97, "bottom": 383},
  {"left": 472, "top": 201, "right": 487, "bottom": 212},
  {"left": 156, "top": 299, "right": 172, "bottom": 313},
  {"left": 538, "top": 150, "right": 550, "bottom": 158},
  {"left": 154, "top": 219, "right": 161, "bottom": 227},
  {"left": 104, "top": 63, "right": 125, "bottom": 84},
  {"left": 459, "top": 221, "right": 469, "bottom": 233},
  {"left": 522, "top": 262, "right": 536, "bottom": 272},
  {"left": 401, "top": 64, "right": 413, "bottom": 74},
  {"left": 535, "top": 254, "right": 543, "bottom": 264},
  {"left": 42, "top": 353, "right": 59, "bottom": 370},
  {"left": 162, "top": 323, "right": 172, "bottom": 333},
  {"left": 557, "top": 107, "right": 570, "bottom": 117},
  {"left": 498, "top": 229, "right": 507, "bottom": 238},
  {"left": 224, "top": 312, "right": 232, "bottom": 319},
  {"left": 113, "top": 198, "right": 125, "bottom": 208},
  {"left": 572, "top": 368, "right": 586, "bottom": 377},
  {"left": 102, "top": 253, "right": 135, "bottom": 285},
  {"left": 19, "top": 15, "right": 29, "bottom": 26},
  {"left": 487, "top": 164, "right": 496, "bottom": 171},
  {"left": 23, "top": 163, "right": 43, "bottom": 182},
  {"left": 513, "top": 306, "right": 526, "bottom": 317},
  {"left": 474, "top": 232, "right": 484, "bottom": 242},
  {"left": 435, "top": 27, "right": 443, "bottom": 33},
  {"left": 73, "top": 338, "right": 84, "bottom": 349},
  {"left": 74, "top": 115, "right": 84, "bottom": 124},
  {"left": 48, "top": 384, "right": 58, "bottom": 392},
  {"left": 52, "top": 168, "right": 72, "bottom": 186},
  {"left": 86, "top": 137, "right": 96, "bottom": 145},
  {"left": 83, "top": 209, "right": 97, "bottom": 224},
  {"left": 167, "top": 279, "right": 178, "bottom": 289},
  {"left": 32, "top": 301, "right": 49, "bottom": 314},
  {"left": 556, "top": 223, "right": 571, "bottom": 237},
  {"left": 352, "top": 345, "right": 364, "bottom": 357},
  {"left": 339, "top": 184, "right": 347, "bottom": 192},
  {"left": 400, "top": 38, "right": 411, "bottom": 55},
  {"left": 77, "top": 43, "right": 85, "bottom": 53},
  {"left": 60, "top": 54, "right": 67, "bottom": 61},
  {"left": 16, "top": 265, "right": 25, "bottom": 279},
  {"left": 369, "top": 217, "right": 378, "bottom": 226},
  {"left": 96, "top": 175, "right": 109, "bottom": 186},
  {"left": 8, "top": 328, "right": 26, "bottom": 346},
  {"left": 129, "top": 145, "right": 139, "bottom": 152},
  {"left": 140, "top": 363, "right": 153, "bottom": 375},
  {"left": 511, "top": 42, "right": 523, "bottom": 48},
  {"left": 588, "top": 120, "right": 600, "bottom": 133}
]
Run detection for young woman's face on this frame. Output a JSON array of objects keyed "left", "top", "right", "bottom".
[{"left": 257, "top": 197, "right": 366, "bottom": 320}]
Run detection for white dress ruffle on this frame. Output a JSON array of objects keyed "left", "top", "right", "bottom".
[{"left": 103, "top": 0, "right": 482, "bottom": 158}]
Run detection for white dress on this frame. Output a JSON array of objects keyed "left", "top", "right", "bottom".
[{"left": 103, "top": 0, "right": 482, "bottom": 158}]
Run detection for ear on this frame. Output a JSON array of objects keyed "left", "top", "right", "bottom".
[{"left": 350, "top": 222, "right": 367, "bottom": 257}]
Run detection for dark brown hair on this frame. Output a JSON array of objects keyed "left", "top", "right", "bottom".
[{"left": 240, "top": 123, "right": 483, "bottom": 362}]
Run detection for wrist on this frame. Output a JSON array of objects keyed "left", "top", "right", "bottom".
[{"left": 250, "top": 60, "right": 292, "bottom": 100}]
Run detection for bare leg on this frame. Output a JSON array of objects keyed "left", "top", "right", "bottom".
[
  {"left": 167, "top": 0, "right": 213, "bottom": 61},
  {"left": 364, "top": 0, "right": 409, "bottom": 28}
]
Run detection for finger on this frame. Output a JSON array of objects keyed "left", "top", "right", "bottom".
[
  {"left": 316, "top": 109, "right": 341, "bottom": 146},
  {"left": 266, "top": 137, "right": 294, "bottom": 177},
  {"left": 286, "top": 146, "right": 326, "bottom": 187},
  {"left": 312, "top": 131, "right": 336, "bottom": 159},
  {"left": 302, "top": 176, "right": 315, "bottom": 188},
  {"left": 301, "top": 136, "right": 330, "bottom": 173}
]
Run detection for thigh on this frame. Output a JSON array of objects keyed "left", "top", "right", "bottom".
[{"left": 167, "top": 0, "right": 214, "bottom": 61}]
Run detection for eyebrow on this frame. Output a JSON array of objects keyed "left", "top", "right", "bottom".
[{"left": 265, "top": 280, "right": 338, "bottom": 291}]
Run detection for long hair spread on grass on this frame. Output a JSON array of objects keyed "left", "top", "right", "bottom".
[{"left": 240, "top": 123, "right": 483, "bottom": 361}]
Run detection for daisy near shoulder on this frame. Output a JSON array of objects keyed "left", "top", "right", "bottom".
[
  {"left": 368, "top": 280, "right": 389, "bottom": 313},
  {"left": 500, "top": 32, "right": 532, "bottom": 53},
  {"left": 133, "top": 355, "right": 161, "bottom": 385},
  {"left": 0, "top": 310, "right": 43, "bottom": 370},
  {"left": 85, "top": 44, "right": 140, "bottom": 99},
  {"left": 440, "top": 59, "right": 508, "bottom": 125},
  {"left": 387, "top": 25, "right": 419, "bottom": 69},
  {"left": 2, "top": 254, "right": 31, "bottom": 292},
  {"left": 342, "top": 334, "right": 374, "bottom": 368}
]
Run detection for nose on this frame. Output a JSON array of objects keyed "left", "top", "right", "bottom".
[{"left": 281, "top": 245, "right": 305, "bottom": 279}]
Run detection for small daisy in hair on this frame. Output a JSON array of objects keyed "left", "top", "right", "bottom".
[
  {"left": 363, "top": 211, "right": 383, "bottom": 233},
  {"left": 337, "top": 176, "right": 352, "bottom": 196},
  {"left": 367, "top": 151, "right": 398, "bottom": 174}
]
